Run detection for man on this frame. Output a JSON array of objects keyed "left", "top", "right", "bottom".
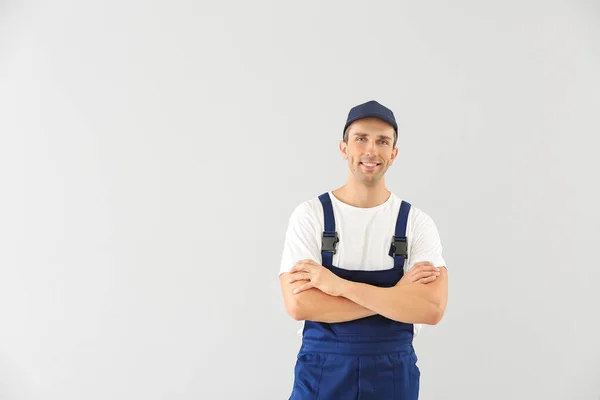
[{"left": 279, "top": 100, "right": 448, "bottom": 399}]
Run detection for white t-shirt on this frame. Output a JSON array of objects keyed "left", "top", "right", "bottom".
[{"left": 279, "top": 190, "right": 447, "bottom": 338}]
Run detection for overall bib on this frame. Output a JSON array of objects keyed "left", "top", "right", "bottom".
[{"left": 289, "top": 193, "right": 420, "bottom": 400}]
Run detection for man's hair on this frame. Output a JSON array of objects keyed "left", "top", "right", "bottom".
[{"left": 343, "top": 125, "right": 398, "bottom": 148}]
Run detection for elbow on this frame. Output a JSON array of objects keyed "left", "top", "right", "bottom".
[
  {"left": 285, "top": 299, "right": 306, "bottom": 321},
  {"left": 425, "top": 290, "right": 447, "bottom": 325},
  {"left": 428, "top": 307, "right": 444, "bottom": 325},
  {"left": 288, "top": 306, "right": 305, "bottom": 321},
  {"left": 426, "top": 304, "right": 445, "bottom": 325}
]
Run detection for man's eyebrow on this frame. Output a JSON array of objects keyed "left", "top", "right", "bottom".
[{"left": 353, "top": 132, "right": 394, "bottom": 141}]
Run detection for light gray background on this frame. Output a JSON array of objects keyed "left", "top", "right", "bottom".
[{"left": 1, "top": 0, "right": 599, "bottom": 399}]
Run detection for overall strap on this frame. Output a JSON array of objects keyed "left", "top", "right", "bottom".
[
  {"left": 318, "top": 193, "right": 338, "bottom": 268},
  {"left": 389, "top": 200, "right": 411, "bottom": 269}
]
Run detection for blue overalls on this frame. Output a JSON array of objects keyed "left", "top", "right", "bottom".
[{"left": 289, "top": 193, "right": 420, "bottom": 400}]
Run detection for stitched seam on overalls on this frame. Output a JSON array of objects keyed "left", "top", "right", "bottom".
[
  {"left": 392, "top": 356, "right": 397, "bottom": 398},
  {"left": 356, "top": 357, "right": 360, "bottom": 400},
  {"left": 314, "top": 355, "right": 326, "bottom": 400}
]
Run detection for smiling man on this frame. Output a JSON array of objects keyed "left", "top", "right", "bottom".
[{"left": 279, "top": 100, "right": 449, "bottom": 399}]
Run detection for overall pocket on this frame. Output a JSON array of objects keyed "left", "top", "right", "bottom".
[
  {"left": 392, "top": 350, "right": 420, "bottom": 399},
  {"left": 290, "top": 352, "right": 325, "bottom": 399}
]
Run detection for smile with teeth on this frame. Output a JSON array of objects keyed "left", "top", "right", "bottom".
[{"left": 360, "top": 162, "right": 381, "bottom": 169}]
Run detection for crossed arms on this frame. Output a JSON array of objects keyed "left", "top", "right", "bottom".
[{"left": 280, "top": 261, "right": 448, "bottom": 325}]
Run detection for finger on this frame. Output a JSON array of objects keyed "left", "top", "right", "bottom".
[
  {"left": 290, "top": 264, "right": 310, "bottom": 273},
  {"left": 412, "top": 261, "right": 435, "bottom": 268},
  {"left": 404, "top": 268, "right": 433, "bottom": 280},
  {"left": 415, "top": 277, "right": 436, "bottom": 285},
  {"left": 288, "top": 273, "right": 311, "bottom": 283},
  {"left": 416, "top": 275, "right": 437, "bottom": 284},
  {"left": 302, "top": 260, "right": 321, "bottom": 269},
  {"left": 410, "top": 265, "right": 440, "bottom": 275},
  {"left": 407, "top": 273, "right": 426, "bottom": 282},
  {"left": 414, "top": 263, "right": 438, "bottom": 271},
  {"left": 412, "top": 270, "right": 440, "bottom": 280},
  {"left": 293, "top": 282, "right": 314, "bottom": 294}
]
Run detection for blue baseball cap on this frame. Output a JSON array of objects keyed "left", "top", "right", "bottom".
[{"left": 343, "top": 100, "right": 398, "bottom": 137}]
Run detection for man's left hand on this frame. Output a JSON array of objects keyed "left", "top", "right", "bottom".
[{"left": 288, "top": 260, "right": 347, "bottom": 297}]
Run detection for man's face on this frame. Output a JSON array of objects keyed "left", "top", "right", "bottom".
[{"left": 341, "top": 118, "right": 398, "bottom": 185}]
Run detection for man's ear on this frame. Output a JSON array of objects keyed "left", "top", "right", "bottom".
[
  {"left": 339, "top": 140, "right": 348, "bottom": 160},
  {"left": 389, "top": 147, "right": 399, "bottom": 164}
]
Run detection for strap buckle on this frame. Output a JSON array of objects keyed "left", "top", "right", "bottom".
[
  {"left": 390, "top": 236, "right": 407, "bottom": 258},
  {"left": 321, "top": 231, "right": 339, "bottom": 254}
]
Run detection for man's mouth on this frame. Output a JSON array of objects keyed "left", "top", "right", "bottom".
[{"left": 360, "top": 162, "right": 381, "bottom": 170}]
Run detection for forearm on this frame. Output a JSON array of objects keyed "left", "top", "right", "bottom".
[
  {"left": 290, "top": 287, "right": 376, "bottom": 323},
  {"left": 340, "top": 280, "right": 444, "bottom": 325},
  {"left": 281, "top": 273, "right": 376, "bottom": 322}
]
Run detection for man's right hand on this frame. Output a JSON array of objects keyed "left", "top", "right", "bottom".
[{"left": 396, "top": 261, "right": 440, "bottom": 285}]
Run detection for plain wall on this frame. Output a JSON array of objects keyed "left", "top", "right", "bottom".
[{"left": 1, "top": 0, "right": 599, "bottom": 399}]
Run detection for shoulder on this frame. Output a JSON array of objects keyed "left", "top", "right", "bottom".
[
  {"left": 409, "top": 204, "right": 436, "bottom": 227},
  {"left": 286, "top": 195, "right": 325, "bottom": 227},
  {"left": 389, "top": 193, "right": 439, "bottom": 234},
  {"left": 289, "top": 196, "right": 321, "bottom": 217}
]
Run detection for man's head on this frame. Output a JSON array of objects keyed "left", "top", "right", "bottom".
[
  {"left": 342, "top": 100, "right": 398, "bottom": 147},
  {"left": 340, "top": 101, "right": 399, "bottom": 185}
]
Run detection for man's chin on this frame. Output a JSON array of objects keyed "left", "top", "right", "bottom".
[{"left": 359, "top": 174, "right": 382, "bottom": 183}]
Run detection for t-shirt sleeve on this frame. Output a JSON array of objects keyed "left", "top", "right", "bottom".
[
  {"left": 407, "top": 210, "right": 447, "bottom": 272},
  {"left": 279, "top": 203, "right": 322, "bottom": 275}
]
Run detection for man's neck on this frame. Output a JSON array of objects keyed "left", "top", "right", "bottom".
[{"left": 332, "top": 183, "right": 391, "bottom": 208}]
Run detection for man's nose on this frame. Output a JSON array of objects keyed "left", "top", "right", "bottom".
[{"left": 365, "top": 140, "right": 376, "bottom": 155}]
